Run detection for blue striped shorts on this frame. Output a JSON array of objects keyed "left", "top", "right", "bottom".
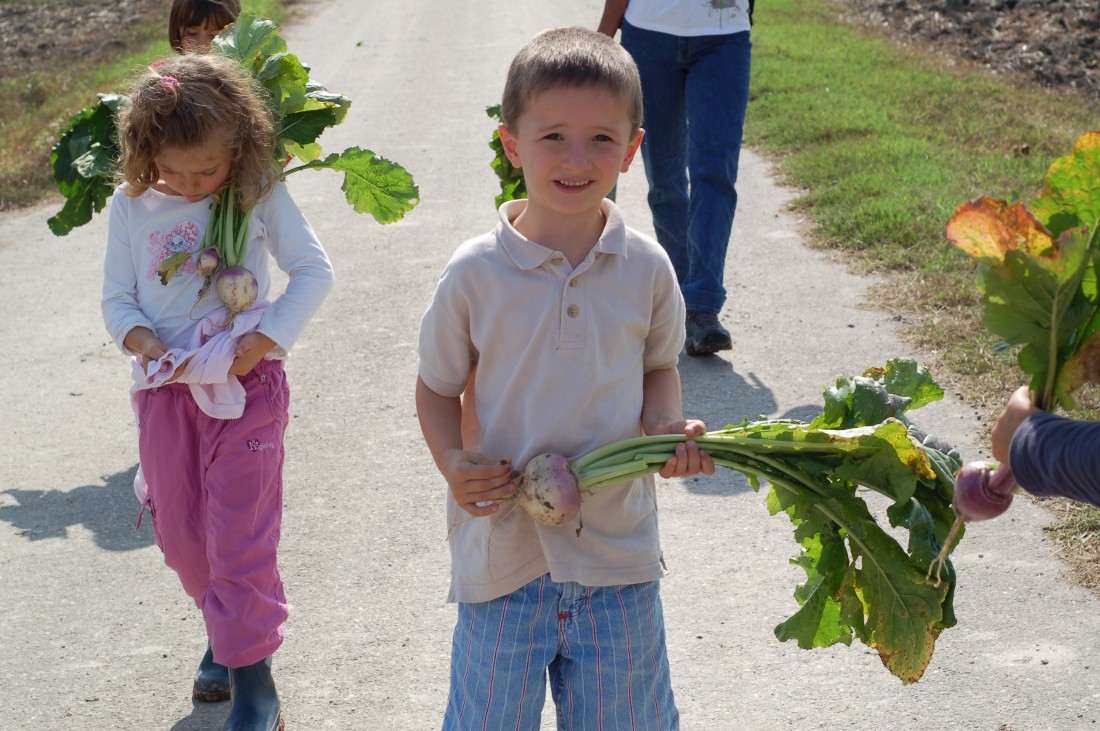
[{"left": 443, "top": 574, "right": 679, "bottom": 731}]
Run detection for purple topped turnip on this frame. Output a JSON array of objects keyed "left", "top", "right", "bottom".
[{"left": 215, "top": 265, "right": 258, "bottom": 325}]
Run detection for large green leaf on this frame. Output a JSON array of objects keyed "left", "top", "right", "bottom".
[
  {"left": 315, "top": 147, "right": 420, "bottom": 224},
  {"left": 210, "top": 12, "right": 285, "bottom": 71},
  {"left": 47, "top": 94, "right": 122, "bottom": 236},
  {"left": 1030, "top": 131, "right": 1100, "bottom": 238}
]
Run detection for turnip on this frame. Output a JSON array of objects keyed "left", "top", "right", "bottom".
[
  {"left": 216, "top": 265, "right": 258, "bottom": 319},
  {"left": 927, "top": 461, "right": 1017, "bottom": 586},
  {"left": 508, "top": 453, "right": 581, "bottom": 526},
  {"left": 451, "top": 358, "right": 972, "bottom": 683},
  {"left": 196, "top": 247, "right": 221, "bottom": 278},
  {"left": 951, "top": 461, "right": 1015, "bottom": 522},
  {"left": 186, "top": 247, "right": 222, "bottom": 316}
]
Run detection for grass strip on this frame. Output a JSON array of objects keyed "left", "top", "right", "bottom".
[{"left": 745, "top": 0, "right": 1100, "bottom": 564}]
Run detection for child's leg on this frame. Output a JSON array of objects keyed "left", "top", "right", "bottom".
[
  {"left": 201, "top": 359, "right": 291, "bottom": 669},
  {"left": 443, "top": 574, "right": 560, "bottom": 731},
  {"left": 136, "top": 384, "right": 211, "bottom": 600},
  {"left": 549, "top": 581, "right": 679, "bottom": 731}
]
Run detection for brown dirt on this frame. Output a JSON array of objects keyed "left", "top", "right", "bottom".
[
  {"left": 846, "top": 0, "right": 1100, "bottom": 100},
  {"left": 0, "top": 0, "right": 165, "bottom": 75}
]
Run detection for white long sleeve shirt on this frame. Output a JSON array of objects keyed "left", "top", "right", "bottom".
[{"left": 102, "top": 181, "right": 334, "bottom": 355}]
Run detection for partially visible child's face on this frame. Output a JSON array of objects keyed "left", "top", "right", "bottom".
[
  {"left": 154, "top": 134, "right": 234, "bottom": 202},
  {"left": 499, "top": 85, "right": 643, "bottom": 218},
  {"left": 180, "top": 19, "right": 225, "bottom": 53}
]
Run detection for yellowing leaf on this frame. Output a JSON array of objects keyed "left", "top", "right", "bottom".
[{"left": 946, "top": 196, "right": 1054, "bottom": 262}]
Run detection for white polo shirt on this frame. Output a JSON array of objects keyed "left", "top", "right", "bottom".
[{"left": 418, "top": 199, "right": 686, "bottom": 603}]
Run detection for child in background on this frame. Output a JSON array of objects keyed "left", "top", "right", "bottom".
[
  {"left": 103, "top": 54, "right": 333, "bottom": 731},
  {"left": 416, "top": 27, "right": 712, "bottom": 730},
  {"left": 169, "top": 0, "right": 241, "bottom": 54}
]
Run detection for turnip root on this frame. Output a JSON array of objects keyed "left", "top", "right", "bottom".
[
  {"left": 196, "top": 247, "right": 221, "bottom": 278},
  {"left": 189, "top": 247, "right": 223, "bottom": 318},
  {"left": 509, "top": 453, "right": 581, "bottom": 526},
  {"left": 928, "top": 461, "right": 1017, "bottom": 585},
  {"left": 951, "top": 461, "right": 1016, "bottom": 522},
  {"left": 216, "top": 266, "right": 258, "bottom": 316}
]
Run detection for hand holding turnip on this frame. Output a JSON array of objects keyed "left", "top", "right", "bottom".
[
  {"left": 441, "top": 450, "right": 517, "bottom": 518},
  {"left": 656, "top": 420, "right": 714, "bottom": 480}
]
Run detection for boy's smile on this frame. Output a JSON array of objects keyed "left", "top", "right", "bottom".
[{"left": 499, "top": 85, "right": 643, "bottom": 239}]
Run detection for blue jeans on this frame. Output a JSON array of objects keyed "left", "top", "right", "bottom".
[
  {"left": 443, "top": 575, "right": 679, "bottom": 731},
  {"left": 621, "top": 21, "right": 752, "bottom": 314}
]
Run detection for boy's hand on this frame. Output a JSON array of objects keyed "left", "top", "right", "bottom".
[
  {"left": 229, "top": 332, "right": 277, "bottom": 376},
  {"left": 658, "top": 420, "right": 715, "bottom": 479},
  {"left": 439, "top": 450, "right": 518, "bottom": 517}
]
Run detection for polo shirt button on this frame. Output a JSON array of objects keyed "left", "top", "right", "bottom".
[
  {"left": 550, "top": 255, "right": 564, "bottom": 265},
  {"left": 567, "top": 304, "right": 580, "bottom": 317},
  {"left": 569, "top": 279, "right": 577, "bottom": 287}
]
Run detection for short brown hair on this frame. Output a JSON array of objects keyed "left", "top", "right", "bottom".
[
  {"left": 168, "top": 0, "right": 241, "bottom": 53},
  {"left": 116, "top": 53, "right": 278, "bottom": 209},
  {"left": 500, "top": 26, "right": 643, "bottom": 133}
]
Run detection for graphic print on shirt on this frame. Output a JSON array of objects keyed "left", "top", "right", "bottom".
[
  {"left": 146, "top": 220, "right": 200, "bottom": 281},
  {"left": 705, "top": 0, "right": 746, "bottom": 26}
]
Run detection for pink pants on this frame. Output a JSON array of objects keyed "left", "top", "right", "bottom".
[{"left": 135, "top": 359, "right": 290, "bottom": 669}]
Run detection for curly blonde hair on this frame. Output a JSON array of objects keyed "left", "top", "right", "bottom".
[{"left": 116, "top": 53, "right": 278, "bottom": 210}]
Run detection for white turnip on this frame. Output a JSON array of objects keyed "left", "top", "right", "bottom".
[
  {"left": 216, "top": 266, "right": 258, "bottom": 316},
  {"left": 508, "top": 453, "right": 581, "bottom": 526},
  {"left": 196, "top": 247, "right": 221, "bottom": 278}
]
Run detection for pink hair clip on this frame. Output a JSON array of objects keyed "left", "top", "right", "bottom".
[{"left": 161, "top": 75, "right": 180, "bottom": 92}]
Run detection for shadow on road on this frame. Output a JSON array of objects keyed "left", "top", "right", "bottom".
[
  {"left": 169, "top": 700, "right": 229, "bottom": 731},
  {"left": 677, "top": 354, "right": 828, "bottom": 497},
  {"left": 0, "top": 463, "right": 154, "bottom": 551}
]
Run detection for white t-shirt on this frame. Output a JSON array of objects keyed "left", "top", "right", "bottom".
[
  {"left": 625, "top": 0, "right": 752, "bottom": 36},
  {"left": 102, "top": 181, "right": 334, "bottom": 355},
  {"left": 418, "top": 199, "right": 686, "bottom": 603}
]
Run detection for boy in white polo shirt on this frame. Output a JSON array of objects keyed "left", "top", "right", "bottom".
[{"left": 416, "top": 26, "right": 713, "bottom": 731}]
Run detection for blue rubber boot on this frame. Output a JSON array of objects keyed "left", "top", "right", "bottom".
[
  {"left": 193, "top": 645, "right": 231, "bottom": 702},
  {"left": 223, "top": 657, "right": 283, "bottom": 731}
]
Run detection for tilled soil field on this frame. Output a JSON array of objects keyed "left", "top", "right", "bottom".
[{"left": 848, "top": 0, "right": 1100, "bottom": 100}]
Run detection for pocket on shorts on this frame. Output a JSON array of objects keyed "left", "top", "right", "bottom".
[
  {"left": 134, "top": 390, "right": 151, "bottom": 429},
  {"left": 259, "top": 366, "right": 289, "bottom": 425}
]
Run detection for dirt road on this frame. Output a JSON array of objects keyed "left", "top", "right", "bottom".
[{"left": 2, "top": 1, "right": 1099, "bottom": 729}]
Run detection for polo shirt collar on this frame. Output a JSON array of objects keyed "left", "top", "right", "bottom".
[{"left": 496, "top": 199, "right": 628, "bottom": 270}]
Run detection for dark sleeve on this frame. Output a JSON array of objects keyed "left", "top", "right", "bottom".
[{"left": 1010, "top": 411, "right": 1100, "bottom": 508}]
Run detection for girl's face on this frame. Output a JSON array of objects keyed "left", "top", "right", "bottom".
[
  {"left": 154, "top": 135, "right": 234, "bottom": 202},
  {"left": 180, "top": 19, "right": 226, "bottom": 53}
]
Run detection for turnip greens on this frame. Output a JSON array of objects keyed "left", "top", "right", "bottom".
[{"left": 519, "top": 358, "right": 962, "bottom": 684}]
